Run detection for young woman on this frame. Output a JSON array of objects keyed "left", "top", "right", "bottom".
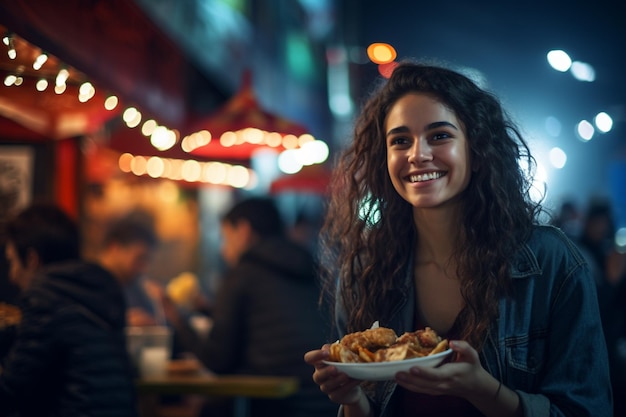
[{"left": 304, "top": 61, "right": 612, "bottom": 416}]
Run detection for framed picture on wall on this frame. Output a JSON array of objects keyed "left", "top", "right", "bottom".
[{"left": 0, "top": 145, "right": 34, "bottom": 220}]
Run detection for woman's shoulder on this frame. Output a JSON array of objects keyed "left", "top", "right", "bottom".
[
  {"left": 526, "top": 225, "right": 584, "bottom": 255},
  {"left": 517, "top": 225, "right": 589, "bottom": 273}
]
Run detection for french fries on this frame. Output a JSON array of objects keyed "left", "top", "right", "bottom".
[{"left": 328, "top": 326, "right": 448, "bottom": 363}]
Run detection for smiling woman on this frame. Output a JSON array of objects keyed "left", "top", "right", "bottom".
[{"left": 304, "top": 61, "right": 613, "bottom": 417}]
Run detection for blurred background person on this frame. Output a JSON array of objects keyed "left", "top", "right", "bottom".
[
  {"left": 607, "top": 246, "right": 626, "bottom": 417},
  {"left": 577, "top": 197, "right": 616, "bottom": 282},
  {"left": 550, "top": 199, "right": 582, "bottom": 240},
  {"left": 576, "top": 198, "right": 618, "bottom": 329},
  {"left": 92, "top": 210, "right": 161, "bottom": 327},
  {"left": 0, "top": 240, "right": 20, "bottom": 305},
  {"left": 158, "top": 196, "right": 334, "bottom": 417},
  {"left": 288, "top": 210, "right": 323, "bottom": 257},
  {"left": 0, "top": 221, "right": 21, "bottom": 365},
  {"left": 575, "top": 197, "right": 626, "bottom": 416},
  {"left": 0, "top": 202, "right": 138, "bottom": 417}
]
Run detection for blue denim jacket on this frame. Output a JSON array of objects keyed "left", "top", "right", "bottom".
[{"left": 336, "top": 225, "right": 613, "bottom": 416}]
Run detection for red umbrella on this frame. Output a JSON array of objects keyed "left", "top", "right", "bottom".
[{"left": 187, "top": 70, "right": 309, "bottom": 160}]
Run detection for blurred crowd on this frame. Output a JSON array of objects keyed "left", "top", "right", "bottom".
[
  {"left": 0, "top": 197, "right": 332, "bottom": 417},
  {"left": 551, "top": 196, "right": 626, "bottom": 415}
]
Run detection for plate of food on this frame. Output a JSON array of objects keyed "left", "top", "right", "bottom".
[{"left": 322, "top": 324, "right": 453, "bottom": 381}]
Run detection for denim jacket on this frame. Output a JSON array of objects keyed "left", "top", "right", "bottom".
[{"left": 335, "top": 225, "right": 612, "bottom": 416}]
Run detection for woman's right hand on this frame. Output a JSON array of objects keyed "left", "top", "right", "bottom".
[{"left": 304, "top": 344, "right": 366, "bottom": 406}]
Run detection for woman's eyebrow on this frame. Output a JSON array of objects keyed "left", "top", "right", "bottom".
[
  {"left": 426, "top": 121, "right": 458, "bottom": 131},
  {"left": 386, "top": 121, "right": 458, "bottom": 137},
  {"left": 386, "top": 126, "right": 410, "bottom": 137}
]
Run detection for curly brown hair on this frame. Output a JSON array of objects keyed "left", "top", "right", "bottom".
[{"left": 319, "top": 61, "right": 543, "bottom": 350}]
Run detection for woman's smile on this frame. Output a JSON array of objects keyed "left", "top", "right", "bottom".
[{"left": 407, "top": 171, "right": 447, "bottom": 183}]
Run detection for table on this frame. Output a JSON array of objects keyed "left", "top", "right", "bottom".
[{"left": 135, "top": 371, "right": 299, "bottom": 417}]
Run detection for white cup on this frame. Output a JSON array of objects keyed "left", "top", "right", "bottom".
[
  {"left": 125, "top": 325, "right": 172, "bottom": 377},
  {"left": 139, "top": 345, "right": 169, "bottom": 377}
]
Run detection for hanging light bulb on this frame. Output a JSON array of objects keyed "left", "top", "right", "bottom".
[
  {"left": 33, "top": 52, "right": 48, "bottom": 70},
  {"left": 36, "top": 78, "right": 48, "bottom": 91},
  {"left": 56, "top": 67, "right": 69, "bottom": 87},
  {"left": 4, "top": 75, "right": 17, "bottom": 86},
  {"left": 78, "top": 81, "right": 95, "bottom": 102},
  {"left": 104, "top": 95, "right": 119, "bottom": 110},
  {"left": 7, "top": 37, "right": 16, "bottom": 59}
]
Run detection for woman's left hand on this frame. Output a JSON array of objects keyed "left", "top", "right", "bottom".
[{"left": 394, "top": 340, "right": 496, "bottom": 399}]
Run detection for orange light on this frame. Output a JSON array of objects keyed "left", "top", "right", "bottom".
[
  {"left": 378, "top": 61, "right": 399, "bottom": 79},
  {"left": 367, "top": 43, "right": 397, "bottom": 64}
]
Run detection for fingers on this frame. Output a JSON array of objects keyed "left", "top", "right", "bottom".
[
  {"left": 325, "top": 377, "right": 362, "bottom": 404},
  {"left": 395, "top": 364, "right": 456, "bottom": 396},
  {"left": 315, "top": 365, "right": 363, "bottom": 404},
  {"left": 305, "top": 346, "right": 364, "bottom": 405},
  {"left": 449, "top": 340, "right": 480, "bottom": 364},
  {"left": 303, "top": 344, "right": 330, "bottom": 365},
  {"left": 394, "top": 341, "right": 489, "bottom": 398},
  {"left": 449, "top": 339, "right": 470, "bottom": 351}
]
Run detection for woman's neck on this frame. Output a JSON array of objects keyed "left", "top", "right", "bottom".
[{"left": 412, "top": 206, "right": 460, "bottom": 265}]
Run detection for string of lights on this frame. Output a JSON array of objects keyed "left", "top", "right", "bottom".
[{"left": 1, "top": 28, "right": 328, "bottom": 189}]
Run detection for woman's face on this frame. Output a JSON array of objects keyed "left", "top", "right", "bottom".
[{"left": 385, "top": 93, "right": 471, "bottom": 210}]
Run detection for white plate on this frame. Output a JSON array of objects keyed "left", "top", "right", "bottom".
[{"left": 322, "top": 348, "right": 453, "bottom": 381}]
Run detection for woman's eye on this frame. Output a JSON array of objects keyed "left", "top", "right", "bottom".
[
  {"left": 389, "top": 137, "right": 409, "bottom": 146},
  {"left": 431, "top": 132, "right": 451, "bottom": 141}
]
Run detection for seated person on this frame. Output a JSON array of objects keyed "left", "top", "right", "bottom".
[
  {"left": 158, "top": 197, "right": 335, "bottom": 417},
  {"left": 0, "top": 203, "right": 138, "bottom": 417}
]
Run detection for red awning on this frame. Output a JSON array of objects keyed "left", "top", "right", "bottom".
[
  {"left": 188, "top": 71, "right": 308, "bottom": 160},
  {"left": 0, "top": 24, "right": 120, "bottom": 140},
  {"left": 270, "top": 164, "right": 331, "bottom": 195},
  {"left": 0, "top": 0, "right": 228, "bottom": 139}
]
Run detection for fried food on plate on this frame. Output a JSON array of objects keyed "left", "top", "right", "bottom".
[
  {"left": 328, "top": 326, "right": 448, "bottom": 363},
  {"left": 340, "top": 327, "right": 397, "bottom": 352}
]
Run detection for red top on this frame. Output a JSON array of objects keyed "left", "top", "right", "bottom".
[
  {"left": 393, "top": 319, "right": 484, "bottom": 416},
  {"left": 394, "top": 388, "right": 484, "bottom": 416}
]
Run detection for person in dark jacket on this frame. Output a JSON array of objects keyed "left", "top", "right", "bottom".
[
  {"left": 160, "top": 196, "right": 335, "bottom": 417},
  {"left": 0, "top": 203, "right": 138, "bottom": 417}
]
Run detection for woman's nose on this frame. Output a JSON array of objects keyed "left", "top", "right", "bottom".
[{"left": 408, "top": 140, "right": 432, "bottom": 163}]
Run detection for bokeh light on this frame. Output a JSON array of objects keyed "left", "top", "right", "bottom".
[
  {"left": 576, "top": 120, "right": 594, "bottom": 141},
  {"left": 594, "top": 112, "right": 613, "bottom": 133},
  {"left": 547, "top": 50, "right": 572, "bottom": 72},
  {"left": 549, "top": 147, "right": 567, "bottom": 169},
  {"left": 367, "top": 43, "right": 397, "bottom": 64}
]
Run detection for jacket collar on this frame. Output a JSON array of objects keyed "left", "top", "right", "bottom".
[{"left": 510, "top": 242, "right": 542, "bottom": 279}]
